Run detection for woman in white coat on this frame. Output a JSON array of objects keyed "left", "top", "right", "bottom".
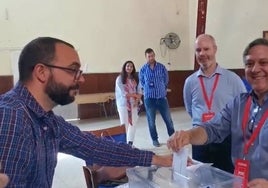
[{"left": 115, "top": 61, "right": 142, "bottom": 146}]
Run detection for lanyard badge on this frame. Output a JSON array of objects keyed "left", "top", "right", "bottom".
[
  {"left": 234, "top": 96, "right": 268, "bottom": 187},
  {"left": 234, "top": 159, "right": 249, "bottom": 188},
  {"left": 199, "top": 74, "right": 219, "bottom": 122},
  {"left": 202, "top": 112, "right": 215, "bottom": 122}
]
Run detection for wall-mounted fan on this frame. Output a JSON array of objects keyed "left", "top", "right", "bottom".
[{"left": 160, "top": 32, "right": 181, "bottom": 49}]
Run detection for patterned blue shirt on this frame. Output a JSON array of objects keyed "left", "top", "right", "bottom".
[
  {"left": 139, "top": 62, "right": 168, "bottom": 99},
  {"left": 0, "top": 83, "right": 154, "bottom": 188},
  {"left": 202, "top": 92, "right": 268, "bottom": 180}
]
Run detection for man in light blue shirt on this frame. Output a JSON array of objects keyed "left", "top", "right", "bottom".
[
  {"left": 183, "top": 34, "right": 246, "bottom": 172},
  {"left": 168, "top": 37, "right": 268, "bottom": 187},
  {"left": 139, "top": 48, "right": 175, "bottom": 147}
]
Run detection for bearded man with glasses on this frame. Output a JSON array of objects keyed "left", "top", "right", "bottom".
[{"left": 0, "top": 37, "right": 172, "bottom": 187}]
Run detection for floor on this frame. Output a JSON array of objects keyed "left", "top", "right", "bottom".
[{"left": 52, "top": 107, "right": 192, "bottom": 188}]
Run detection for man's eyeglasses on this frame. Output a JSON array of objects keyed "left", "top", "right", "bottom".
[
  {"left": 248, "top": 105, "right": 261, "bottom": 133},
  {"left": 42, "top": 63, "right": 83, "bottom": 81}
]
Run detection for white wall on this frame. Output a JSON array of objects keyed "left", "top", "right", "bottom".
[
  {"left": 206, "top": 0, "right": 268, "bottom": 69},
  {"left": 0, "top": 0, "right": 191, "bottom": 75},
  {"left": 1, "top": 1, "right": 268, "bottom": 76}
]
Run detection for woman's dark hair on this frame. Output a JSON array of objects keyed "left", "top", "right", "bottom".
[
  {"left": 120, "top": 60, "right": 139, "bottom": 84},
  {"left": 18, "top": 37, "right": 74, "bottom": 82}
]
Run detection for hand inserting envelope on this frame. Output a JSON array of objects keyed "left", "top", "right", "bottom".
[{"left": 172, "top": 147, "right": 189, "bottom": 180}]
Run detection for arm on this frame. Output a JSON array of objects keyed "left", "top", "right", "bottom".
[
  {"left": 58, "top": 119, "right": 157, "bottom": 167},
  {"left": 163, "top": 65, "right": 169, "bottom": 88},
  {"left": 115, "top": 76, "right": 126, "bottom": 97},
  {"left": 248, "top": 179, "right": 268, "bottom": 188},
  {"left": 133, "top": 82, "right": 143, "bottom": 100},
  {"left": 167, "top": 127, "right": 208, "bottom": 152},
  {"left": 183, "top": 77, "right": 193, "bottom": 117},
  {"left": 0, "top": 108, "right": 32, "bottom": 187},
  {"left": 139, "top": 68, "right": 145, "bottom": 89},
  {"left": 151, "top": 154, "right": 172, "bottom": 167}
]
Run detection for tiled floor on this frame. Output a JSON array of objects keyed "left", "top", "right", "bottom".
[{"left": 52, "top": 107, "right": 192, "bottom": 188}]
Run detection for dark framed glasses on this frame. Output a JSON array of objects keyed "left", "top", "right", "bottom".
[{"left": 42, "top": 63, "right": 83, "bottom": 81}]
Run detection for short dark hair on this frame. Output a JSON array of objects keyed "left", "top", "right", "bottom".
[
  {"left": 18, "top": 37, "right": 74, "bottom": 82},
  {"left": 144, "top": 48, "right": 154, "bottom": 56},
  {"left": 243, "top": 38, "right": 268, "bottom": 63}
]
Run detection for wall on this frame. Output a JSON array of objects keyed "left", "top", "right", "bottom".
[
  {"left": 1, "top": 1, "right": 268, "bottom": 75},
  {"left": 0, "top": 0, "right": 191, "bottom": 76},
  {"left": 206, "top": 0, "right": 268, "bottom": 68}
]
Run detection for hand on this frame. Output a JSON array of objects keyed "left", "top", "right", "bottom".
[
  {"left": 167, "top": 130, "right": 191, "bottom": 152},
  {"left": 187, "top": 156, "right": 194, "bottom": 166},
  {"left": 151, "top": 154, "right": 173, "bottom": 167},
  {"left": 248, "top": 178, "right": 268, "bottom": 188},
  {"left": 0, "top": 173, "right": 9, "bottom": 188}
]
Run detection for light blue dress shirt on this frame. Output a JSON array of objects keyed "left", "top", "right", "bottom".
[
  {"left": 183, "top": 65, "right": 246, "bottom": 125},
  {"left": 202, "top": 92, "right": 268, "bottom": 181}
]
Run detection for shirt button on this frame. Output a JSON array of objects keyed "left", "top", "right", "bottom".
[{"left": 43, "top": 126, "right": 48, "bottom": 131}]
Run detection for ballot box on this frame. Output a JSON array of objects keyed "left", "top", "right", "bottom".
[{"left": 126, "top": 164, "right": 242, "bottom": 188}]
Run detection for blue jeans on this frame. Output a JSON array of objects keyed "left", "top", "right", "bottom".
[{"left": 144, "top": 98, "right": 175, "bottom": 141}]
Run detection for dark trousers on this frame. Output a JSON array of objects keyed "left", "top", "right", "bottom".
[{"left": 192, "top": 135, "right": 234, "bottom": 173}]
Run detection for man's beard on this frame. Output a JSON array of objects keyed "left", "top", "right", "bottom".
[{"left": 45, "top": 75, "right": 79, "bottom": 105}]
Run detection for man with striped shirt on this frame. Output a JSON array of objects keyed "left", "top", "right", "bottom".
[{"left": 139, "top": 48, "right": 175, "bottom": 147}]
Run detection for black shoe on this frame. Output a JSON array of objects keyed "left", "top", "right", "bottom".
[{"left": 153, "top": 140, "right": 160, "bottom": 147}]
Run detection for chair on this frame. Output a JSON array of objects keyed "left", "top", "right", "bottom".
[{"left": 82, "top": 125, "right": 128, "bottom": 188}]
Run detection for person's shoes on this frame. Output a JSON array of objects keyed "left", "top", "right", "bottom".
[{"left": 152, "top": 140, "right": 160, "bottom": 147}]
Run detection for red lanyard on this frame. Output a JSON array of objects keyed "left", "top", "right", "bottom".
[
  {"left": 242, "top": 96, "right": 268, "bottom": 155},
  {"left": 199, "top": 74, "right": 220, "bottom": 111}
]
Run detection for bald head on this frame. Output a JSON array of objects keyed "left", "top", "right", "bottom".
[
  {"left": 195, "top": 34, "right": 217, "bottom": 48},
  {"left": 194, "top": 34, "right": 217, "bottom": 74}
]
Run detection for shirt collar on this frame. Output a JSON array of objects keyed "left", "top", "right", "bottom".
[
  {"left": 14, "top": 82, "right": 54, "bottom": 119},
  {"left": 250, "top": 90, "right": 268, "bottom": 105},
  {"left": 14, "top": 82, "right": 60, "bottom": 138},
  {"left": 197, "top": 64, "right": 223, "bottom": 78},
  {"left": 146, "top": 61, "right": 158, "bottom": 67}
]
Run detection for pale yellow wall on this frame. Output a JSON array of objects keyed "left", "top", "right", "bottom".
[
  {"left": 1, "top": 1, "right": 268, "bottom": 76},
  {"left": 206, "top": 0, "right": 268, "bottom": 69},
  {"left": 0, "top": 0, "right": 191, "bottom": 75}
]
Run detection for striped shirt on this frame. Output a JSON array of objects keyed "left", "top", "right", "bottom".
[
  {"left": 0, "top": 83, "right": 154, "bottom": 188},
  {"left": 139, "top": 62, "right": 168, "bottom": 99}
]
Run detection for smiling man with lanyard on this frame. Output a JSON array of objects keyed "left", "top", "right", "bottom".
[
  {"left": 183, "top": 34, "right": 246, "bottom": 173},
  {"left": 168, "top": 37, "right": 268, "bottom": 188}
]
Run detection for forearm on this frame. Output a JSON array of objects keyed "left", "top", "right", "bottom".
[
  {"left": 63, "top": 131, "right": 154, "bottom": 167},
  {"left": 151, "top": 154, "right": 172, "bottom": 167},
  {"left": 189, "top": 126, "right": 208, "bottom": 145}
]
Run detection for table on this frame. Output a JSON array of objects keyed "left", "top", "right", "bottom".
[{"left": 75, "top": 92, "right": 115, "bottom": 117}]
